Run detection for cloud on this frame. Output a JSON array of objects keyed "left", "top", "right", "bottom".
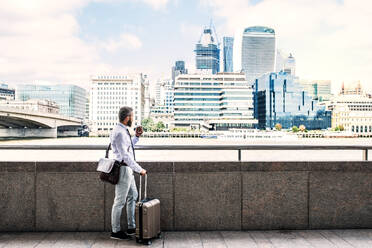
[
  {"left": 141, "top": 0, "right": 170, "bottom": 10},
  {"left": 102, "top": 33, "right": 143, "bottom": 52},
  {"left": 0, "top": 0, "right": 169, "bottom": 88},
  {"left": 202, "top": 0, "right": 372, "bottom": 93}
]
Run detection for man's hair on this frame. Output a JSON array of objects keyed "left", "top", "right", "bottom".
[{"left": 119, "top": 106, "right": 133, "bottom": 122}]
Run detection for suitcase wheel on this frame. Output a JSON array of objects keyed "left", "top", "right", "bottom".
[
  {"left": 143, "top": 239, "right": 152, "bottom": 246},
  {"left": 157, "top": 232, "right": 162, "bottom": 239},
  {"left": 136, "top": 238, "right": 141, "bottom": 243}
]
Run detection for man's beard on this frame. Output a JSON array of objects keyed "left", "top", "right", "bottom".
[{"left": 127, "top": 119, "right": 132, "bottom": 127}]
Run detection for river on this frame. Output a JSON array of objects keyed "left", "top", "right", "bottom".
[{"left": 0, "top": 137, "right": 371, "bottom": 162}]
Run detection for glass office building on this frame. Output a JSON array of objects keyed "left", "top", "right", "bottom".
[
  {"left": 174, "top": 72, "right": 257, "bottom": 130},
  {"left": 241, "top": 26, "right": 276, "bottom": 82},
  {"left": 254, "top": 72, "right": 331, "bottom": 130},
  {"left": 194, "top": 28, "right": 220, "bottom": 74},
  {"left": 300, "top": 80, "right": 332, "bottom": 102},
  {"left": 223, "top": 37, "right": 234, "bottom": 72},
  {"left": 0, "top": 84, "right": 15, "bottom": 100},
  {"left": 171, "top": 61, "right": 188, "bottom": 86},
  {"left": 16, "top": 84, "right": 87, "bottom": 120}
]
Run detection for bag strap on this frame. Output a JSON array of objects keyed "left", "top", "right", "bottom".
[{"left": 105, "top": 143, "right": 111, "bottom": 158}]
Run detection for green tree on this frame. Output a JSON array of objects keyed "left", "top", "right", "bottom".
[
  {"left": 141, "top": 118, "right": 155, "bottom": 132},
  {"left": 292, "top": 126, "right": 299, "bottom": 132},
  {"left": 155, "top": 121, "right": 166, "bottom": 132}
]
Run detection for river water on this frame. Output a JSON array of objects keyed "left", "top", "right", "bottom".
[{"left": 0, "top": 137, "right": 371, "bottom": 162}]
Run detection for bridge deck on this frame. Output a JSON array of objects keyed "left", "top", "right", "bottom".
[{"left": 0, "top": 230, "right": 371, "bottom": 248}]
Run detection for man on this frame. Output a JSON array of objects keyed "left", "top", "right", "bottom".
[{"left": 110, "top": 106, "right": 147, "bottom": 240}]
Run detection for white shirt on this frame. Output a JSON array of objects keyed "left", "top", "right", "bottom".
[{"left": 110, "top": 123, "right": 143, "bottom": 174}]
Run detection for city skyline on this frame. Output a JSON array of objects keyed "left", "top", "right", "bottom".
[{"left": 0, "top": 0, "right": 371, "bottom": 94}]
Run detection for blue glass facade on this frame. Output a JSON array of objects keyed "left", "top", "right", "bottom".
[
  {"left": 254, "top": 72, "right": 331, "bottom": 130},
  {"left": 223, "top": 37, "right": 234, "bottom": 72},
  {"left": 195, "top": 29, "right": 220, "bottom": 74},
  {"left": 16, "top": 84, "right": 87, "bottom": 120}
]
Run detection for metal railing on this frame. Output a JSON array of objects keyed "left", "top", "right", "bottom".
[{"left": 0, "top": 144, "right": 370, "bottom": 161}]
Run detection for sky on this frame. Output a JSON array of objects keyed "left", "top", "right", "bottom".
[{"left": 0, "top": 0, "right": 371, "bottom": 94}]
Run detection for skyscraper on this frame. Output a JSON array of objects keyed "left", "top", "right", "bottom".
[
  {"left": 171, "top": 61, "right": 187, "bottom": 85},
  {"left": 241, "top": 26, "right": 276, "bottom": 82},
  {"left": 300, "top": 80, "right": 332, "bottom": 102},
  {"left": 283, "top": 53, "right": 296, "bottom": 75},
  {"left": 194, "top": 28, "right": 220, "bottom": 74},
  {"left": 223, "top": 37, "right": 234, "bottom": 72}
]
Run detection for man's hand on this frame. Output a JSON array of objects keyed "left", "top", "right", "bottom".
[
  {"left": 135, "top": 126, "right": 143, "bottom": 137},
  {"left": 140, "top": 169, "right": 147, "bottom": 176}
]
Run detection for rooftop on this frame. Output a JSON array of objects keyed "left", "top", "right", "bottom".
[{"left": 244, "top": 26, "right": 275, "bottom": 34}]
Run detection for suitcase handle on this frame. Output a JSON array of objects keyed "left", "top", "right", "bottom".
[{"left": 139, "top": 174, "right": 147, "bottom": 201}]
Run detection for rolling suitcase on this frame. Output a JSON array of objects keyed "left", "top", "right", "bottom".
[{"left": 135, "top": 174, "right": 161, "bottom": 245}]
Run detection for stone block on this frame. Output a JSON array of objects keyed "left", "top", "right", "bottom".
[
  {"left": 309, "top": 172, "right": 372, "bottom": 228},
  {"left": 241, "top": 162, "right": 309, "bottom": 171},
  {"left": 0, "top": 172, "right": 35, "bottom": 231},
  {"left": 175, "top": 173, "right": 241, "bottom": 230},
  {"left": 242, "top": 172, "right": 308, "bottom": 230},
  {"left": 36, "top": 172, "right": 104, "bottom": 231},
  {"left": 174, "top": 162, "right": 240, "bottom": 173},
  {"left": 0, "top": 161, "right": 35, "bottom": 172},
  {"left": 36, "top": 161, "right": 97, "bottom": 172}
]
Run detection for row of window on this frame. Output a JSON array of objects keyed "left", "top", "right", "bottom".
[
  {"left": 96, "top": 101, "right": 138, "bottom": 105},
  {"left": 96, "top": 91, "right": 138, "bottom": 95},
  {"left": 96, "top": 122, "right": 139, "bottom": 127},
  {"left": 351, "top": 126, "right": 372, "bottom": 133},
  {"left": 174, "top": 92, "right": 252, "bottom": 96}
]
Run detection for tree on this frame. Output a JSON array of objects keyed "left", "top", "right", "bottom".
[
  {"left": 141, "top": 118, "right": 155, "bottom": 132},
  {"left": 155, "top": 121, "right": 166, "bottom": 132},
  {"left": 299, "top": 125, "right": 306, "bottom": 132},
  {"left": 338, "top": 125, "right": 345, "bottom": 131},
  {"left": 292, "top": 126, "right": 299, "bottom": 132},
  {"left": 274, "top": 123, "right": 282, "bottom": 131}
]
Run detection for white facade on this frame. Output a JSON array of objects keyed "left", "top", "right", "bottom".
[
  {"left": 322, "top": 94, "right": 372, "bottom": 136},
  {"left": 174, "top": 72, "right": 257, "bottom": 130},
  {"left": 143, "top": 77, "right": 151, "bottom": 118},
  {"left": 90, "top": 74, "right": 145, "bottom": 135},
  {"left": 154, "top": 78, "right": 174, "bottom": 113}
]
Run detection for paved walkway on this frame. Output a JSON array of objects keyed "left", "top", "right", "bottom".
[{"left": 0, "top": 230, "right": 371, "bottom": 248}]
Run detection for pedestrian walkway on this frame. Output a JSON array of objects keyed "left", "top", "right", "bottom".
[{"left": 0, "top": 230, "right": 371, "bottom": 248}]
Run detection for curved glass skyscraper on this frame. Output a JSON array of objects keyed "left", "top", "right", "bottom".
[{"left": 241, "top": 26, "right": 276, "bottom": 82}]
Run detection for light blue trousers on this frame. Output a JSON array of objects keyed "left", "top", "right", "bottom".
[{"left": 111, "top": 166, "right": 138, "bottom": 232}]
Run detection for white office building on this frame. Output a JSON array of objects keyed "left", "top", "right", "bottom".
[
  {"left": 322, "top": 94, "right": 372, "bottom": 136},
  {"left": 174, "top": 72, "right": 258, "bottom": 130},
  {"left": 90, "top": 74, "right": 145, "bottom": 136}
]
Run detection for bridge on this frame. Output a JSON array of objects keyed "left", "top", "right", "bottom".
[{"left": 0, "top": 106, "right": 83, "bottom": 138}]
